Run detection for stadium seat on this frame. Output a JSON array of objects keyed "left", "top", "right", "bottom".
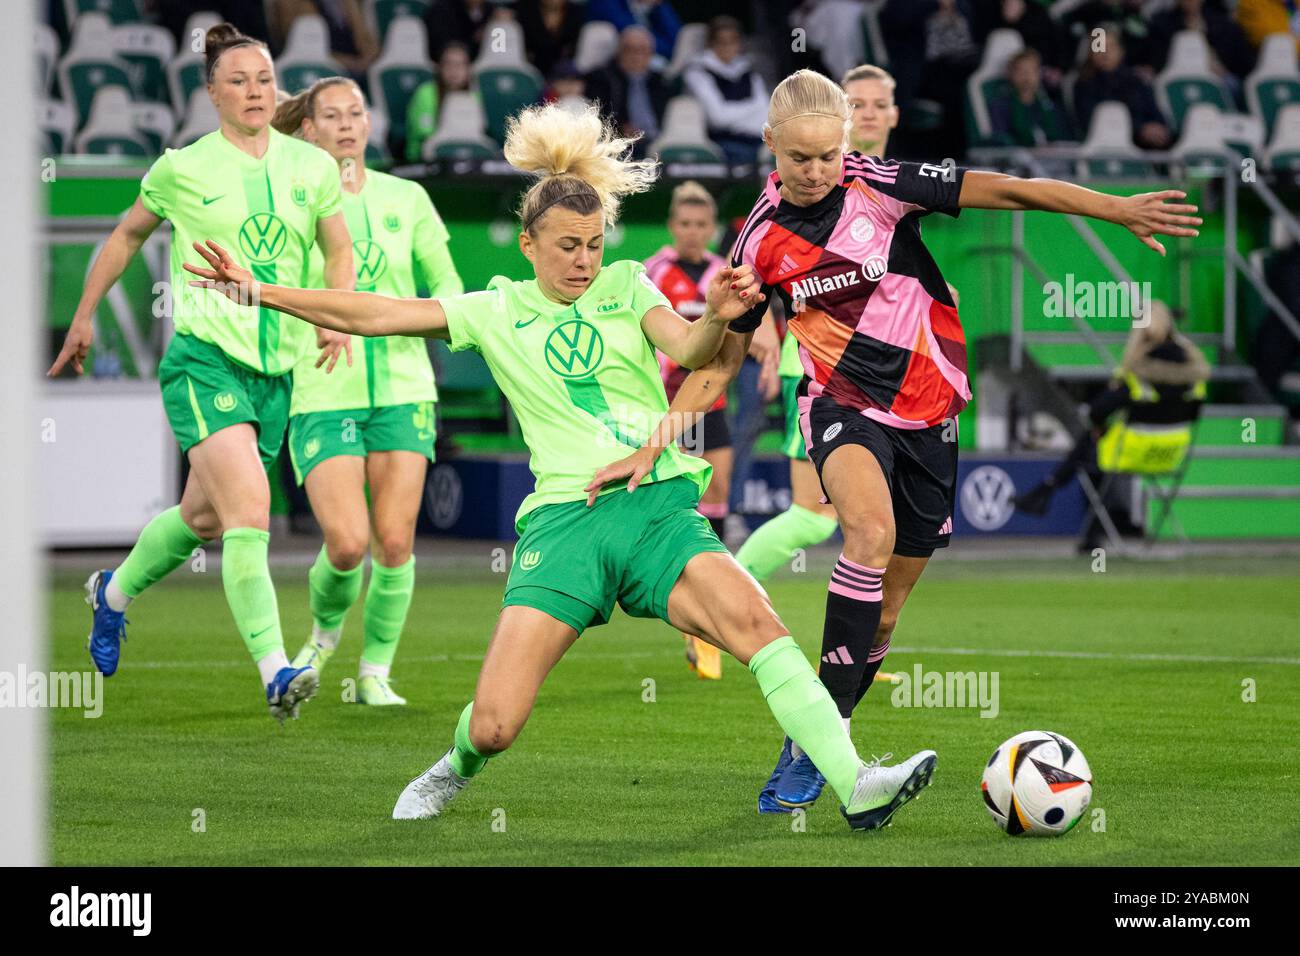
[
  {"left": 574, "top": 21, "right": 618, "bottom": 73},
  {"left": 473, "top": 23, "right": 543, "bottom": 144},
  {"left": 861, "top": 0, "right": 889, "bottom": 69},
  {"left": 112, "top": 22, "right": 175, "bottom": 103},
  {"left": 1076, "top": 100, "right": 1153, "bottom": 177},
  {"left": 167, "top": 11, "right": 220, "bottom": 119},
  {"left": 63, "top": 0, "right": 141, "bottom": 25},
  {"left": 36, "top": 22, "right": 59, "bottom": 96},
  {"left": 647, "top": 95, "right": 724, "bottom": 163},
  {"left": 554, "top": 94, "right": 594, "bottom": 117},
  {"left": 665, "top": 22, "right": 707, "bottom": 81},
  {"left": 1246, "top": 33, "right": 1300, "bottom": 139},
  {"left": 422, "top": 91, "right": 498, "bottom": 160},
  {"left": 277, "top": 14, "right": 346, "bottom": 93},
  {"left": 1172, "top": 103, "right": 1233, "bottom": 173},
  {"left": 57, "top": 13, "right": 137, "bottom": 126},
  {"left": 965, "top": 28, "right": 1024, "bottom": 145},
  {"left": 1156, "top": 31, "right": 1233, "bottom": 132},
  {"left": 37, "top": 98, "right": 76, "bottom": 155},
  {"left": 367, "top": 15, "right": 433, "bottom": 152},
  {"left": 74, "top": 86, "right": 150, "bottom": 157},
  {"left": 172, "top": 87, "right": 218, "bottom": 147},
  {"left": 366, "top": 103, "right": 393, "bottom": 166},
  {"left": 1264, "top": 103, "right": 1300, "bottom": 171},
  {"left": 131, "top": 100, "right": 176, "bottom": 155},
  {"left": 365, "top": 0, "right": 432, "bottom": 45}
]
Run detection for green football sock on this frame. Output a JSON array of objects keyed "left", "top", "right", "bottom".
[
  {"left": 736, "top": 504, "right": 839, "bottom": 582},
  {"left": 749, "top": 635, "right": 862, "bottom": 805},
  {"left": 112, "top": 506, "right": 206, "bottom": 599},
  {"left": 361, "top": 555, "right": 415, "bottom": 669},
  {"left": 308, "top": 545, "right": 363, "bottom": 632},
  {"left": 449, "top": 701, "right": 488, "bottom": 778},
  {"left": 221, "top": 528, "right": 283, "bottom": 662}
]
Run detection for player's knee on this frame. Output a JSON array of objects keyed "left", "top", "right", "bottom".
[
  {"left": 182, "top": 509, "right": 221, "bottom": 541},
  {"left": 326, "top": 536, "right": 368, "bottom": 571},
  {"left": 373, "top": 532, "right": 413, "bottom": 568},
  {"left": 838, "top": 511, "right": 894, "bottom": 563},
  {"left": 468, "top": 709, "right": 518, "bottom": 756}
]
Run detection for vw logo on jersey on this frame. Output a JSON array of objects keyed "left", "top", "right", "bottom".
[
  {"left": 960, "top": 465, "right": 1016, "bottom": 531},
  {"left": 384, "top": 212, "right": 401, "bottom": 232},
  {"left": 426, "top": 464, "right": 463, "bottom": 530},
  {"left": 850, "top": 216, "right": 875, "bottom": 243},
  {"left": 353, "top": 239, "right": 388, "bottom": 285},
  {"left": 213, "top": 392, "right": 237, "bottom": 413},
  {"left": 303, "top": 437, "right": 321, "bottom": 460},
  {"left": 822, "top": 422, "right": 843, "bottom": 443},
  {"left": 238, "top": 212, "right": 289, "bottom": 264},
  {"left": 863, "top": 255, "right": 888, "bottom": 281},
  {"left": 544, "top": 319, "right": 604, "bottom": 379},
  {"left": 519, "top": 549, "right": 543, "bottom": 570},
  {"left": 290, "top": 182, "right": 308, "bottom": 207}
]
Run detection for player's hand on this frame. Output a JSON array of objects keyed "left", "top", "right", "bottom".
[
  {"left": 314, "top": 328, "right": 353, "bottom": 373},
  {"left": 1114, "top": 191, "right": 1201, "bottom": 256},
  {"left": 184, "top": 240, "right": 260, "bottom": 304},
  {"left": 48, "top": 317, "right": 94, "bottom": 376},
  {"left": 584, "top": 445, "right": 659, "bottom": 506},
  {"left": 706, "top": 264, "right": 765, "bottom": 321}
]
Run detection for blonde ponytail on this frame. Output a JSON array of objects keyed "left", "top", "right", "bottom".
[{"left": 505, "top": 100, "right": 659, "bottom": 233}]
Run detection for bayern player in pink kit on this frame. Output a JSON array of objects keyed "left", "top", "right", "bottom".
[{"left": 724, "top": 69, "right": 1202, "bottom": 816}]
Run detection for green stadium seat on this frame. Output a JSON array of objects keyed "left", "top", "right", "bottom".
[
  {"left": 574, "top": 21, "right": 618, "bottom": 73},
  {"left": 172, "top": 87, "right": 218, "bottom": 148},
  {"left": 75, "top": 85, "right": 149, "bottom": 157},
  {"left": 1077, "top": 101, "right": 1153, "bottom": 178},
  {"left": 63, "top": 0, "right": 140, "bottom": 25},
  {"left": 1156, "top": 31, "right": 1233, "bottom": 132},
  {"left": 1264, "top": 103, "right": 1300, "bottom": 171},
  {"left": 422, "top": 91, "right": 499, "bottom": 161},
  {"left": 1246, "top": 34, "right": 1300, "bottom": 138},
  {"left": 113, "top": 23, "right": 175, "bottom": 103},
  {"left": 367, "top": 0, "right": 432, "bottom": 44},
  {"left": 470, "top": 20, "right": 541, "bottom": 143},
  {"left": 276, "top": 14, "right": 346, "bottom": 95},
  {"left": 964, "top": 29, "right": 1023, "bottom": 145},
  {"left": 58, "top": 13, "right": 138, "bottom": 126},
  {"left": 131, "top": 101, "right": 175, "bottom": 155},
  {"left": 647, "top": 96, "right": 724, "bottom": 164},
  {"left": 38, "top": 99, "right": 76, "bottom": 155},
  {"left": 167, "top": 11, "right": 219, "bottom": 118},
  {"left": 367, "top": 16, "right": 434, "bottom": 152}
]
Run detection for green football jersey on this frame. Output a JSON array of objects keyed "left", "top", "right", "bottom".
[
  {"left": 441, "top": 259, "right": 713, "bottom": 531},
  {"left": 291, "top": 169, "right": 458, "bottom": 414},
  {"left": 139, "top": 127, "right": 343, "bottom": 376}
]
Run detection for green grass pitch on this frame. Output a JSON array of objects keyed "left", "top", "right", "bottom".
[{"left": 47, "top": 554, "right": 1300, "bottom": 865}]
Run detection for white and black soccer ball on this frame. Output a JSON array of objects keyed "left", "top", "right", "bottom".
[{"left": 981, "top": 730, "right": 1092, "bottom": 837}]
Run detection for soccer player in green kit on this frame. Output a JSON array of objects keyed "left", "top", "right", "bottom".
[
  {"left": 186, "top": 100, "right": 937, "bottom": 830},
  {"left": 48, "top": 24, "right": 356, "bottom": 723},
  {"left": 271, "top": 78, "right": 464, "bottom": 706}
]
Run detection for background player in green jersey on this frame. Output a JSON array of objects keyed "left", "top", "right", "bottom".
[
  {"left": 48, "top": 24, "right": 357, "bottom": 723},
  {"left": 271, "top": 78, "right": 465, "bottom": 706},
  {"left": 187, "top": 101, "right": 941, "bottom": 831}
]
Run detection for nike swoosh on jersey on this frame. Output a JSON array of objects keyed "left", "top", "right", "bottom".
[
  {"left": 514, "top": 313, "right": 540, "bottom": 328},
  {"left": 202, "top": 195, "right": 225, "bottom": 205}
]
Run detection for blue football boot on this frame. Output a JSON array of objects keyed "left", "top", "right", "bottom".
[
  {"left": 775, "top": 752, "right": 828, "bottom": 809},
  {"left": 85, "top": 570, "right": 128, "bottom": 677},
  {"left": 758, "top": 736, "right": 795, "bottom": 813},
  {"left": 266, "top": 665, "right": 319, "bottom": 725}
]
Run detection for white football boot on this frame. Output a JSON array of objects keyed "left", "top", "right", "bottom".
[
  {"left": 392, "top": 749, "right": 469, "bottom": 819},
  {"left": 841, "top": 749, "right": 937, "bottom": 830}
]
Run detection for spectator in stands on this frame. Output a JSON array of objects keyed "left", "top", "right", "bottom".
[
  {"left": 405, "top": 41, "right": 474, "bottom": 162},
  {"left": 1062, "top": 1, "right": 1156, "bottom": 74},
  {"left": 584, "top": 26, "right": 668, "bottom": 158},
  {"left": 518, "top": 0, "right": 584, "bottom": 79},
  {"left": 683, "top": 16, "right": 768, "bottom": 166},
  {"left": 587, "top": 0, "right": 682, "bottom": 62},
  {"left": 424, "top": 0, "right": 516, "bottom": 60},
  {"left": 1073, "top": 26, "right": 1173, "bottom": 150},
  {"left": 543, "top": 59, "right": 587, "bottom": 104},
  {"left": 274, "top": 0, "right": 380, "bottom": 76},
  {"left": 919, "top": 0, "right": 982, "bottom": 158},
  {"left": 788, "top": 0, "right": 873, "bottom": 80},
  {"left": 1148, "top": 0, "right": 1257, "bottom": 83},
  {"left": 971, "top": 0, "right": 1068, "bottom": 77},
  {"left": 987, "top": 48, "right": 1074, "bottom": 146},
  {"left": 1013, "top": 301, "right": 1210, "bottom": 550},
  {"left": 1236, "top": 0, "right": 1300, "bottom": 56},
  {"left": 1253, "top": 242, "right": 1300, "bottom": 405}
]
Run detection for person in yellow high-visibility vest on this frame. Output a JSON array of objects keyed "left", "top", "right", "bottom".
[{"left": 1013, "top": 301, "right": 1210, "bottom": 549}]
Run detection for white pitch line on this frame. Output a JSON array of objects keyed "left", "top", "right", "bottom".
[{"left": 892, "top": 645, "right": 1300, "bottom": 666}]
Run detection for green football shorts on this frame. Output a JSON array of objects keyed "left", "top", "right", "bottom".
[
  {"left": 781, "top": 375, "right": 809, "bottom": 461},
  {"left": 158, "top": 332, "right": 291, "bottom": 467},
  {"left": 287, "top": 401, "right": 436, "bottom": 484},
  {"left": 503, "top": 476, "right": 730, "bottom": 634}
]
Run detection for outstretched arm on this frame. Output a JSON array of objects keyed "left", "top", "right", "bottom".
[
  {"left": 958, "top": 171, "right": 1202, "bottom": 256},
  {"left": 184, "top": 239, "right": 450, "bottom": 339},
  {"left": 584, "top": 329, "right": 751, "bottom": 504}
]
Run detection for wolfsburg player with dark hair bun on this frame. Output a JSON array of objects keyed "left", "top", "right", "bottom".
[
  {"left": 48, "top": 22, "right": 356, "bottom": 723},
  {"left": 187, "top": 100, "right": 937, "bottom": 831},
  {"left": 272, "top": 77, "right": 464, "bottom": 707}
]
